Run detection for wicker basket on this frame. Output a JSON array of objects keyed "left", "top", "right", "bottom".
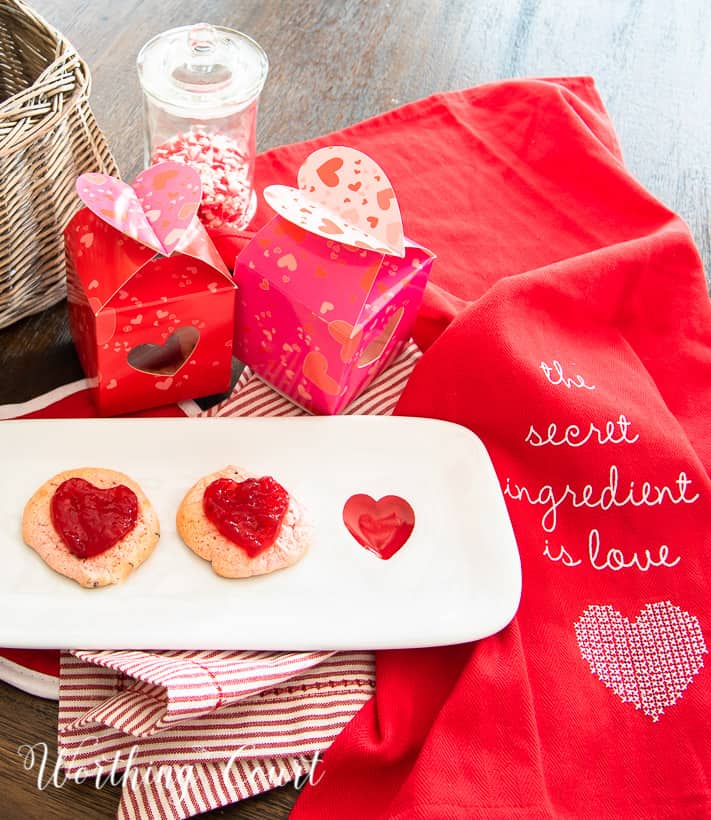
[{"left": 0, "top": 0, "right": 118, "bottom": 329}]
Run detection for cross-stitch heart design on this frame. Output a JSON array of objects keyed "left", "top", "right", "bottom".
[
  {"left": 264, "top": 146, "right": 405, "bottom": 257},
  {"left": 76, "top": 162, "right": 201, "bottom": 256},
  {"left": 343, "top": 494, "right": 415, "bottom": 559},
  {"left": 575, "top": 601, "right": 707, "bottom": 722},
  {"left": 127, "top": 327, "right": 199, "bottom": 376}
]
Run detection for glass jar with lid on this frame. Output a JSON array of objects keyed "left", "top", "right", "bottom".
[{"left": 137, "top": 23, "right": 268, "bottom": 231}]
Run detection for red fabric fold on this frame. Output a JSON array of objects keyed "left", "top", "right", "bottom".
[{"left": 288, "top": 80, "right": 711, "bottom": 818}]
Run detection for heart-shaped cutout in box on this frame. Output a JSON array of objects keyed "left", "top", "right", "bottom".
[
  {"left": 127, "top": 327, "right": 200, "bottom": 376},
  {"left": 343, "top": 493, "right": 415, "bottom": 559}
]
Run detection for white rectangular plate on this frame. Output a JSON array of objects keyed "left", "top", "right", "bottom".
[{"left": 0, "top": 417, "right": 520, "bottom": 650}]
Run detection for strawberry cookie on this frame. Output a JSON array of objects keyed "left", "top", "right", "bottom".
[
  {"left": 176, "top": 466, "right": 310, "bottom": 578},
  {"left": 22, "top": 468, "right": 160, "bottom": 588}
]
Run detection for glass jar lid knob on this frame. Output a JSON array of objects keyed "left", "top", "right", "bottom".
[{"left": 171, "top": 23, "right": 231, "bottom": 91}]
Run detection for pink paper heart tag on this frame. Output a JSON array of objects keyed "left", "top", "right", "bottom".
[
  {"left": 76, "top": 162, "right": 201, "bottom": 256},
  {"left": 264, "top": 146, "right": 405, "bottom": 257}
]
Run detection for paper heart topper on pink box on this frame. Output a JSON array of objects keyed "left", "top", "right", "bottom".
[
  {"left": 76, "top": 161, "right": 202, "bottom": 256},
  {"left": 264, "top": 146, "right": 406, "bottom": 257}
]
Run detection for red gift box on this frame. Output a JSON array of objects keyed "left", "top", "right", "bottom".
[{"left": 64, "top": 164, "right": 236, "bottom": 416}]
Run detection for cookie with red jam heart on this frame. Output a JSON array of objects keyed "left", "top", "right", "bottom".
[
  {"left": 176, "top": 466, "right": 310, "bottom": 578},
  {"left": 22, "top": 468, "right": 160, "bottom": 588}
]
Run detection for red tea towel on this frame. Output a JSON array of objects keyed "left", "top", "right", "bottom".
[
  {"left": 283, "top": 79, "right": 711, "bottom": 818},
  {"left": 7, "top": 76, "right": 710, "bottom": 819}
]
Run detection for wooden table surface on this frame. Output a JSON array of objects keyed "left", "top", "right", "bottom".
[{"left": 1, "top": 1, "right": 709, "bottom": 817}]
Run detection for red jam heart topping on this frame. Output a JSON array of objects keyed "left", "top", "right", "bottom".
[
  {"left": 51, "top": 478, "right": 139, "bottom": 559},
  {"left": 342, "top": 494, "right": 415, "bottom": 559},
  {"left": 203, "top": 476, "right": 289, "bottom": 557}
]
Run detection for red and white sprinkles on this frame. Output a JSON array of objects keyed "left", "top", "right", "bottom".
[{"left": 151, "top": 129, "right": 254, "bottom": 230}]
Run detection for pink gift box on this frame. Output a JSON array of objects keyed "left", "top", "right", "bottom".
[{"left": 232, "top": 146, "right": 435, "bottom": 414}]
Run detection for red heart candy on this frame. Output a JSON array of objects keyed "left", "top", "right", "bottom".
[
  {"left": 342, "top": 494, "right": 415, "bottom": 559},
  {"left": 51, "top": 478, "right": 139, "bottom": 558},
  {"left": 203, "top": 476, "right": 289, "bottom": 557}
]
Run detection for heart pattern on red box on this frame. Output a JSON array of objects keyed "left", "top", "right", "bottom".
[
  {"left": 342, "top": 493, "right": 415, "bottom": 559},
  {"left": 575, "top": 601, "right": 707, "bottom": 721}
]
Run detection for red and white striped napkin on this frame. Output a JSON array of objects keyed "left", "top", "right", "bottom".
[{"left": 58, "top": 342, "right": 421, "bottom": 820}]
